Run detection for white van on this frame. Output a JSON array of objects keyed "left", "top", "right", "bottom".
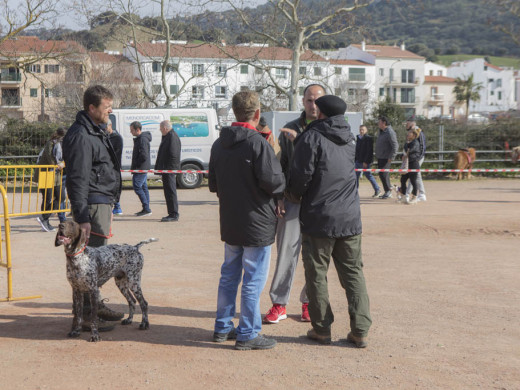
[{"left": 109, "top": 108, "right": 220, "bottom": 189}]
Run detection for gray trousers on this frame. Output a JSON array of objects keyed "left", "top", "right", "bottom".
[
  {"left": 269, "top": 199, "right": 308, "bottom": 306},
  {"left": 406, "top": 156, "right": 426, "bottom": 196}
]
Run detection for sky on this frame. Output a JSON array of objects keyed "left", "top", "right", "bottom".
[{"left": 4, "top": 0, "right": 268, "bottom": 31}]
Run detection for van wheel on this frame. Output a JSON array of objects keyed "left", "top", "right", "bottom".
[{"left": 177, "top": 164, "right": 203, "bottom": 189}]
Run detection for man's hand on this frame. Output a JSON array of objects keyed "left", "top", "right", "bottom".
[
  {"left": 275, "top": 198, "right": 285, "bottom": 218},
  {"left": 362, "top": 163, "right": 368, "bottom": 169},
  {"left": 79, "top": 222, "right": 91, "bottom": 245},
  {"left": 279, "top": 128, "right": 298, "bottom": 142}
]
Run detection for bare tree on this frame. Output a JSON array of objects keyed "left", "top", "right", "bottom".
[{"left": 209, "top": 0, "right": 374, "bottom": 110}]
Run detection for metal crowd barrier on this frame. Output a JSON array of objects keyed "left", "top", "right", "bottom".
[{"left": 0, "top": 165, "right": 69, "bottom": 302}]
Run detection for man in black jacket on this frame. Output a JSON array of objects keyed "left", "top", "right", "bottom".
[
  {"left": 155, "top": 120, "right": 181, "bottom": 222},
  {"left": 63, "top": 85, "right": 123, "bottom": 327},
  {"left": 355, "top": 124, "right": 381, "bottom": 197},
  {"left": 130, "top": 121, "right": 152, "bottom": 216},
  {"left": 286, "top": 95, "right": 372, "bottom": 348},
  {"left": 209, "top": 91, "right": 285, "bottom": 350}
]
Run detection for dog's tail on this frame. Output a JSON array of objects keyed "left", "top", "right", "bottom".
[{"left": 135, "top": 238, "right": 159, "bottom": 249}]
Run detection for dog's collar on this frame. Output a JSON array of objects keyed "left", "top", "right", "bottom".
[{"left": 67, "top": 244, "right": 87, "bottom": 258}]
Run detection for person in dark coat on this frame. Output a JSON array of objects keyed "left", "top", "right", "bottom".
[
  {"left": 286, "top": 95, "right": 372, "bottom": 348},
  {"left": 62, "top": 85, "right": 123, "bottom": 328},
  {"left": 355, "top": 124, "right": 381, "bottom": 197},
  {"left": 209, "top": 91, "right": 285, "bottom": 350},
  {"left": 398, "top": 128, "right": 422, "bottom": 204},
  {"left": 130, "top": 121, "right": 152, "bottom": 216},
  {"left": 155, "top": 120, "right": 181, "bottom": 222},
  {"left": 105, "top": 121, "right": 124, "bottom": 215}
]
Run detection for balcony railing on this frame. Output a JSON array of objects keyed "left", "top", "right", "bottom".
[
  {"left": 0, "top": 73, "right": 22, "bottom": 83},
  {"left": 348, "top": 74, "right": 366, "bottom": 82}
]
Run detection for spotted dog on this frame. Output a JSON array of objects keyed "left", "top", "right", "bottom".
[{"left": 55, "top": 220, "right": 157, "bottom": 342}]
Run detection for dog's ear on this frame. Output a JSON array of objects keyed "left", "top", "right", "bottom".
[{"left": 69, "top": 222, "right": 87, "bottom": 250}]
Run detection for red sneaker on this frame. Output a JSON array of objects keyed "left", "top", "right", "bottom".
[
  {"left": 263, "top": 304, "right": 287, "bottom": 324},
  {"left": 301, "top": 303, "right": 311, "bottom": 322}
]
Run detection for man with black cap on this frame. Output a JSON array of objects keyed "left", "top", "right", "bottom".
[{"left": 286, "top": 95, "right": 372, "bottom": 348}]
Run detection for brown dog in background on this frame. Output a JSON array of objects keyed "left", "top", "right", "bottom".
[{"left": 453, "top": 148, "right": 476, "bottom": 180}]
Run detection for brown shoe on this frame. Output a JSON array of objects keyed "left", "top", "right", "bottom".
[
  {"left": 346, "top": 332, "right": 367, "bottom": 348},
  {"left": 306, "top": 328, "right": 331, "bottom": 345}
]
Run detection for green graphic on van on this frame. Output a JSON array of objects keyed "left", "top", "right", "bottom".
[{"left": 171, "top": 115, "right": 209, "bottom": 137}]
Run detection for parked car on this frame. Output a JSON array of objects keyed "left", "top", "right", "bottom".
[{"left": 467, "top": 113, "right": 489, "bottom": 124}]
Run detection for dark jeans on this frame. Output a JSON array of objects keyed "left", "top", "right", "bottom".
[
  {"left": 400, "top": 172, "right": 418, "bottom": 196},
  {"left": 377, "top": 159, "right": 392, "bottom": 192},
  {"left": 161, "top": 173, "right": 179, "bottom": 218},
  {"left": 40, "top": 177, "right": 66, "bottom": 223},
  {"left": 301, "top": 233, "right": 372, "bottom": 337},
  {"left": 132, "top": 173, "right": 150, "bottom": 212}
]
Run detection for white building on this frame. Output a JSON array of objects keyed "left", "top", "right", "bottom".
[
  {"left": 447, "top": 58, "right": 517, "bottom": 113},
  {"left": 123, "top": 41, "right": 334, "bottom": 116},
  {"left": 329, "top": 42, "right": 426, "bottom": 118}
]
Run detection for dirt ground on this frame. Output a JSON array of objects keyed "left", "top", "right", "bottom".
[{"left": 1, "top": 178, "right": 519, "bottom": 390}]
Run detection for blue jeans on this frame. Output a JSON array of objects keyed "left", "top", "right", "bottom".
[
  {"left": 214, "top": 243, "right": 272, "bottom": 342},
  {"left": 355, "top": 162, "right": 380, "bottom": 192},
  {"left": 132, "top": 173, "right": 150, "bottom": 212}
]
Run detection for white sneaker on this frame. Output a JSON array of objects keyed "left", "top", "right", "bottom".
[
  {"left": 406, "top": 195, "right": 418, "bottom": 205},
  {"left": 417, "top": 194, "right": 427, "bottom": 202}
]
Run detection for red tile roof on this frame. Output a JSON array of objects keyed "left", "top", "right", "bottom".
[
  {"left": 424, "top": 75, "right": 456, "bottom": 83},
  {"left": 351, "top": 44, "right": 424, "bottom": 59},
  {"left": 129, "top": 42, "right": 326, "bottom": 62},
  {"left": 484, "top": 61, "right": 503, "bottom": 71},
  {"left": 0, "top": 36, "right": 86, "bottom": 56},
  {"left": 90, "top": 51, "right": 128, "bottom": 63},
  {"left": 330, "top": 59, "right": 374, "bottom": 66}
]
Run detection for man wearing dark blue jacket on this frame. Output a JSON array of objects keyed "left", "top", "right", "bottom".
[
  {"left": 130, "top": 121, "right": 152, "bottom": 216},
  {"left": 209, "top": 91, "right": 285, "bottom": 350},
  {"left": 286, "top": 95, "right": 372, "bottom": 348}
]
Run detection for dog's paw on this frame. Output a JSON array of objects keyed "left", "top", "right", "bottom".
[
  {"left": 121, "top": 318, "right": 133, "bottom": 325},
  {"left": 139, "top": 321, "right": 149, "bottom": 330},
  {"left": 68, "top": 330, "right": 81, "bottom": 338},
  {"left": 88, "top": 332, "right": 101, "bottom": 342}
]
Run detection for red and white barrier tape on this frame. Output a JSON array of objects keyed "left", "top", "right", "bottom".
[{"left": 121, "top": 168, "right": 520, "bottom": 174}]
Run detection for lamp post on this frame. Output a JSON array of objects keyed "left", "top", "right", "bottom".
[{"left": 389, "top": 59, "right": 401, "bottom": 103}]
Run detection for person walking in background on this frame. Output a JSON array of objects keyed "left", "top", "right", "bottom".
[
  {"left": 105, "top": 121, "right": 124, "bottom": 216},
  {"left": 36, "top": 127, "right": 67, "bottom": 232},
  {"left": 375, "top": 116, "right": 398, "bottom": 199},
  {"left": 210, "top": 91, "right": 285, "bottom": 350},
  {"left": 405, "top": 117, "right": 427, "bottom": 202},
  {"left": 263, "top": 83, "right": 325, "bottom": 325},
  {"left": 397, "top": 128, "right": 422, "bottom": 205},
  {"left": 130, "top": 121, "right": 152, "bottom": 217},
  {"left": 355, "top": 124, "right": 381, "bottom": 197},
  {"left": 286, "top": 95, "right": 372, "bottom": 348},
  {"left": 63, "top": 85, "right": 123, "bottom": 330},
  {"left": 155, "top": 120, "right": 181, "bottom": 222}
]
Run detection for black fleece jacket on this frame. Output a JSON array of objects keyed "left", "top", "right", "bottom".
[
  {"left": 209, "top": 124, "right": 285, "bottom": 247},
  {"left": 287, "top": 115, "right": 362, "bottom": 238},
  {"left": 63, "top": 111, "right": 122, "bottom": 224},
  {"left": 131, "top": 131, "right": 152, "bottom": 171}
]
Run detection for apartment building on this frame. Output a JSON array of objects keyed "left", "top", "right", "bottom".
[
  {"left": 0, "top": 36, "right": 89, "bottom": 121},
  {"left": 422, "top": 62, "right": 461, "bottom": 119},
  {"left": 123, "top": 40, "right": 334, "bottom": 113},
  {"left": 448, "top": 58, "right": 517, "bottom": 113}
]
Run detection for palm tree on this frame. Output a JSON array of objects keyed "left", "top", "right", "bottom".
[{"left": 453, "top": 74, "right": 483, "bottom": 119}]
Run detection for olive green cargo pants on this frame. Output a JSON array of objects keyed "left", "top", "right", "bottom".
[{"left": 301, "top": 233, "right": 372, "bottom": 337}]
